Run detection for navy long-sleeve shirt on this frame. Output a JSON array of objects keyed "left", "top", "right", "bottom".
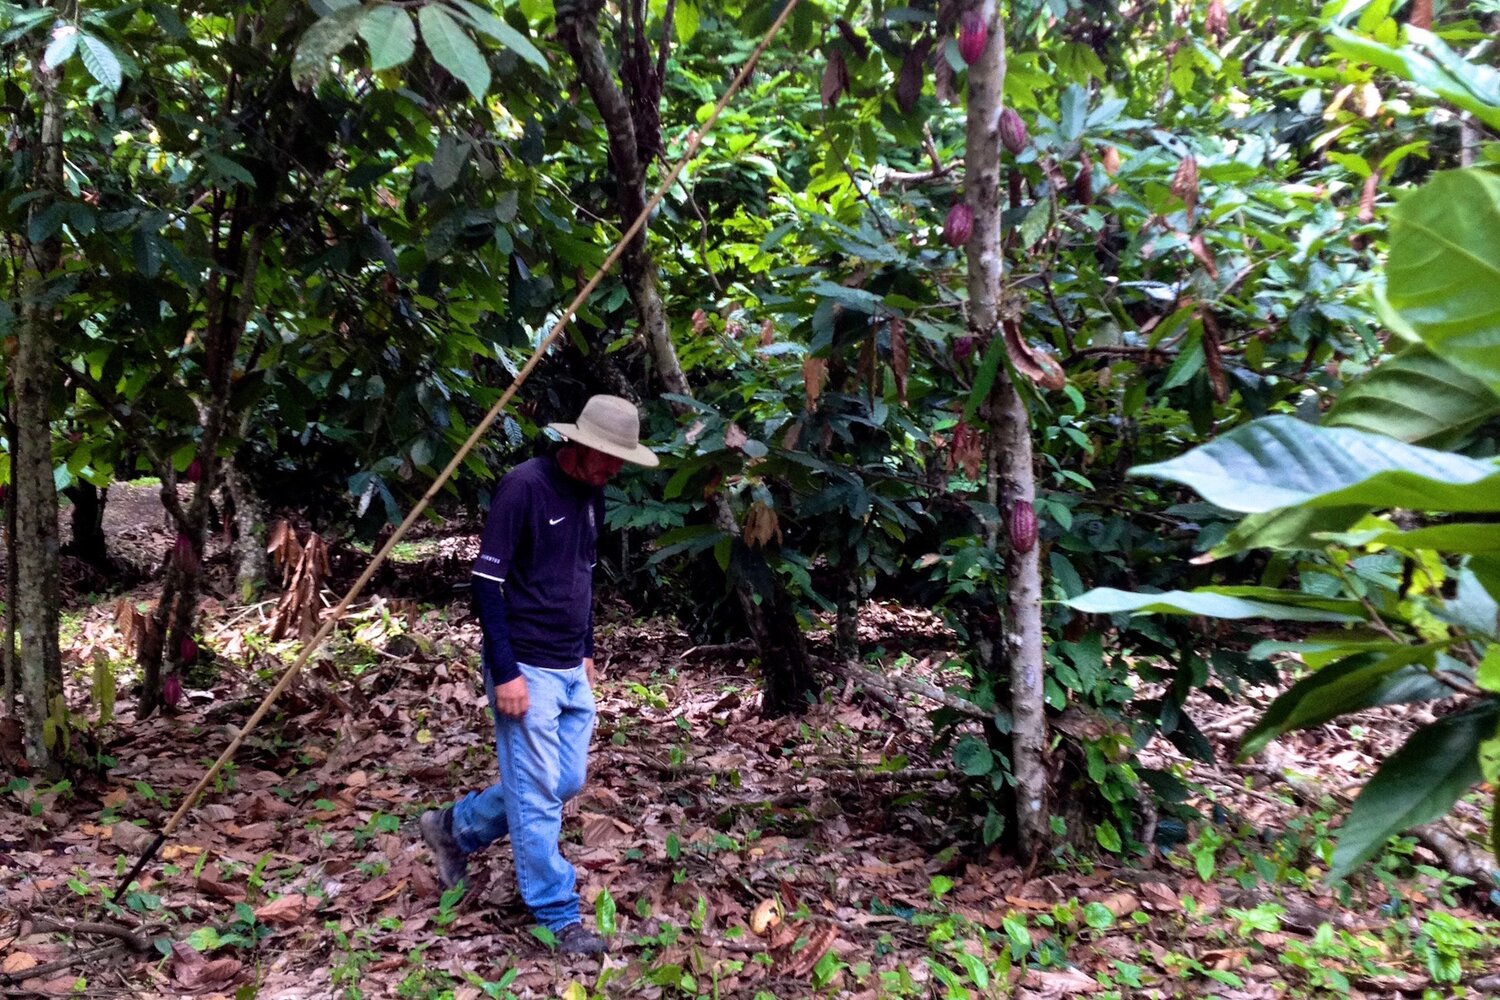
[{"left": 471, "top": 455, "right": 602, "bottom": 684}]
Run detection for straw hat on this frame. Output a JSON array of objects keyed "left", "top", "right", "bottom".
[{"left": 548, "top": 395, "right": 659, "bottom": 467}]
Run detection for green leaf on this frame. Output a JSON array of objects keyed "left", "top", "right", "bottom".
[
  {"left": 674, "top": 1, "right": 700, "bottom": 43},
  {"left": 358, "top": 4, "right": 416, "bottom": 71},
  {"left": 1331, "top": 703, "right": 1499, "bottom": 877},
  {"left": 445, "top": 0, "right": 548, "bottom": 71},
  {"left": 77, "top": 33, "right": 121, "bottom": 91},
  {"left": 964, "top": 335, "right": 1007, "bottom": 424},
  {"left": 42, "top": 24, "right": 78, "bottom": 69},
  {"left": 418, "top": 5, "right": 490, "bottom": 100},
  {"left": 1094, "top": 821, "right": 1122, "bottom": 853},
  {"left": 1083, "top": 901, "right": 1116, "bottom": 929},
  {"left": 1319, "top": 523, "right": 1500, "bottom": 556},
  {"left": 1240, "top": 644, "right": 1450, "bottom": 758},
  {"left": 1210, "top": 506, "right": 1369, "bottom": 558},
  {"left": 1065, "top": 587, "right": 1364, "bottom": 623},
  {"left": 953, "top": 735, "right": 994, "bottom": 776},
  {"left": 1325, "top": 346, "right": 1500, "bottom": 447},
  {"left": 292, "top": 6, "right": 365, "bottom": 89},
  {"left": 594, "top": 886, "right": 617, "bottom": 936},
  {"left": 1326, "top": 27, "right": 1500, "bottom": 131},
  {"left": 1478, "top": 647, "right": 1500, "bottom": 695},
  {"left": 1130, "top": 416, "right": 1500, "bottom": 515},
  {"left": 1382, "top": 169, "right": 1500, "bottom": 395}
]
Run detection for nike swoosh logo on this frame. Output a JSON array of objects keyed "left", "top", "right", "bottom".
[{"left": 549, "top": 516, "right": 566, "bottom": 525}]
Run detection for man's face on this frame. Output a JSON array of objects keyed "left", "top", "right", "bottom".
[{"left": 570, "top": 446, "right": 626, "bottom": 487}]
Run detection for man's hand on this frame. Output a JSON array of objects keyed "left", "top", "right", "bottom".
[
  {"left": 583, "top": 657, "right": 597, "bottom": 688},
  {"left": 494, "top": 675, "right": 529, "bottom": 719}
]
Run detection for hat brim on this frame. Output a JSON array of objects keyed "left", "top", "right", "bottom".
[{"left": 549, "top": 422, "right": 660, "bottom": 467}]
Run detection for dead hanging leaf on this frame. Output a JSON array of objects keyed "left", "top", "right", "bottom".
[
  {"left": 1002, "top": 321, "right": 1066, "bottom": 391},
  {"left": 266, "top": 519, "right": 303, "bottom": 582},
  {"left": 1101, "top": 145, "right": 1121, "bottom": 175},
  {"left": 1204, "top": 0, "right": 1228, "bottom": 43},
  {"left": 1358, "top": 171, "right": 1379, "bottom": 224},
  {"left": 889, "top": 318, "right": 909, "bottom": 405},
  {"left": 948, "top": 421, "right": 984, "bottom": 480},
  {"left": 270, "top": 531, "right": 330, "bottom": 642},
  {"left": 802, "top": 357, "right": 828, "bottom": 410},
  {"left": 820, "top": 50, "right": 849, "bottom": 106},
  {"left": 1185, "top": 232, "right": 1219, "bottom": 278},
  {"left": 685, "top": 419, "right": 708, "bottom": 445},
  {"left": 254, "top": 893, "right": 318, "bottom": 927},
  {"left": 723, "top": 423, "right": 749, "bottom": 452},
  {"left": 1170, "top": 155, "right": 1199, "bottom": 225},
  {"left": 691, "top": 309, "right": 709, "bottom": 334},
  {"left": 759, "top": 318, "right": 775, "bottom": 347},
  {"left": 1409, "top": 0, "right": 1432, "bottom": 29},
  {"left": 1200, "top": 309, "right": 1229, "bottom": 403},
  {"left": 743, "top": 503, "right": 783, "bottom": 550},
  {"left": 895, "top": 41, "right": 929, "bottom": 115},
  {"left": 783, "top": 924, "right": 839, "bottom": 978},
  {"left": 781, "top": 420, "right": 802, "bottom": 450},
  {"left": 834, "top": 18, "right": 868, "bottom": 59}
]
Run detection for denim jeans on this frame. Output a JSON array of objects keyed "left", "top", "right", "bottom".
[{"left": 449, "top": 662, "right": 596, "bottom": 931}]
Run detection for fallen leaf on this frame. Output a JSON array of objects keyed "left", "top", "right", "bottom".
[
  {"left": 102, "top": 787, "right": 129, "bottom": 808},
  {"left": 111, "top": 821, "right": 156, "bottom": 854},
  {"left": 2, "top": 952, "right": 38, "bottom": 974},
  {"left": 1019, "top": 968, "right": 1103, "bottom": 998},
  {"left": 254, "top": 893, "right": 318, "bottom": 927},
  {"left": 580, "top": 813, "right": 631, "bottom": 847},
  {"left": 1099, "top": 891, "right": 1139, "bottom": 918},
  {"left": 1140, "top": 882, "right": 1179, "bottom": 911}
]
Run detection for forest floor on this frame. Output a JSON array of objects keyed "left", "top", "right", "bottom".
[{"left": 3, "top": 486, "right": 1500, "bottom": 999}]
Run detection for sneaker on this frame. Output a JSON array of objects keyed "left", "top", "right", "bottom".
[
  {"left": 555, "top": 923, "right": 609, "bottom": 955},
  {"left": 419, "top": 807, "right": 467, "bottom": 891}
]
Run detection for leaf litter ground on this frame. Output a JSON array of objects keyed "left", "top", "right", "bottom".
[{"left": 4, "top": 502, "right": 1500, "bottom": 998}]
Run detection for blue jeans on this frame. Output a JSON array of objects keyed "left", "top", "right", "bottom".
[{"left": 449, "top": 662, "right": 596, "bottom": 932}]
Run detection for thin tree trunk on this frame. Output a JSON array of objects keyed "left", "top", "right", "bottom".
[
  {"left": 15, "top": 56, "right": 65, "bottom": 767},
  {"left": 63, "top": 482, "right": 110, "bottom": 570},
  {"left": 966, "top": 6, "right": 1049, "bottom": 853},
  {"left": 558, "top": 1, "right": 818, "bottom": 716},
  {"left": 224, "top": 454, "right": 268, "bottom": 602},
  {"left": 3, "top": 442, "right": 17, "bottom": 714},
  {"left": 834, "top": 568, "right": 860, "bottom": 662}
]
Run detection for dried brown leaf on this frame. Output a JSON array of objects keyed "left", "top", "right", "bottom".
[
  {"left": 724, "top": 423, "right": 749, "bottom": 451},
  {"left": 1170, "top": 155, "right": 1199, "bottom": 224},
  {"left": 2, "top": 952, "right": 38, "bottom": 974},
  {"left": 110, "top": 821, "right": 155, "bottom": 854},
  {"left": 254, "top": 893, "right": 318, "bottom": 927},
  {"left": 802, "top": 357, "right": 828, "bottom": 409},
  {"left": 743, "top": 503, "right": 783, "bottom": 550},
  {"left": 1003, "top": 321, "right": 1066, "bottom": 391},
  {"left": 889, "top": 319, "right": 909, "bottom": 405},
  {"left": 895, "top": 43, "right": 927, "bottom": 115},
  {"left": 1409, "top": 0, "right": 1432, "bottom": 29},
  {"left": 820, "top": 50, "right": 849, "bottom": 106},
  {"left": 783, "top": 924, "right": 838, "bottom": 978},
  {"left": 1358, "top": 171, "right": 1378, "bottom": 224},
  {"left": 1186, "top": 232, "right": 1219, "bottom": 279},
  {"left": 1200, "top": 310, "right": 1229, "bottom": 403},
  {"left": 759, "top": 318, "right": 775, "bottom": 347}
]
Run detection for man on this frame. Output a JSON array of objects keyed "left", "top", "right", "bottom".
[{"left": 420, "top": 395, "right": 658, "bottom": 955}]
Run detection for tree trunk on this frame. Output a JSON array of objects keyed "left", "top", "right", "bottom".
[
  {"left": 3, "top": 447, "right": 17, "bottom": 715},
  {"left": 834, "top": 569, "right": 860, "bottom": 662},
  {"left": 63, "top": 482, "right": 110, "bottom": 570},
  {"left": 965, "top": 6, "right": 1049, "bottom": 854},
  {"left": 15, "top": 57, "right": 65, "bottom": 767},
  {"left": 558, "top": 1, "right": 818, "bottom": 716},
  {"left": 224, "top": 455, "right": 268, "bottom": 602}
]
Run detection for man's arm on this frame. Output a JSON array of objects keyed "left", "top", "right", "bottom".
[{"left": 472, "top": 476, "right": 531, "bottom": 717}]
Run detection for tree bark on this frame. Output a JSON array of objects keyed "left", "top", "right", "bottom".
[
  {"left": 3, "top": 404, "right": 16, "bottom": 715},
  {"left": 63, "top": 483, "right": 110, "bottom": 570},
  {"left": 558, "top": 1, "right": 819, "bottom": 716},
  {"left": 965, "top": 5, "right": 1049, "bottom": 853},
  {"left": 15, "top": 57, "right": 65, "bottom": 767},
  {"left": 224, "top": 454, "right": 268, "bottom": 602}
]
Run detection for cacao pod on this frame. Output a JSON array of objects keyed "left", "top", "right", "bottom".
[
  {"left": 179, "top": 635, "right": 198, "bottom": 664},
  {"left": 185, "top": 457, "right": 203, "bottom": 483},
  {"left": 943, "top": 201, "right": 973, "bottom": 247},
  {"left": 1008, "top": 500, "right": 1038, "bottom": 554},
  {"left": 163, "top": 673, "right": 183, "bottom": 708},
  {"left": 171, "top": 533, "right": 197, "bottom": 574},
  {"left": 999, "top": 107, "right": 1028, "bottom": 155},
  {"left": 953, "top": 335, "right": 978, "bottom": 362},
  {"left": 958, "top": 11, "right": 987, "bottom": 65}
]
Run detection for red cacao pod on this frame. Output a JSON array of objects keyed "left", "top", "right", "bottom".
[
  {"left": 1000, "top": 107, "right": 1028, "bottom": 155},
  {"left": 943, "top": 201, "right": 973, "bottom": 247},
  {"left": 958, "top": 11, "right": 987, "bottom": 65},
  {"left": 171, "top": 533, "right": 197, "bottom": 574},
  {"left": 179, "top": 635, "right": 198, "bottom": 664},
  {"left": 1008, "top": 500, "right": 1038, "bottom": 554},
  {"left": 953, "top": 335, "right": 978, "bottom": 362},
  {"left": 163, "top": 673, "right": 183, "bottom": 708},
  {"left": 185, "top": 457, "right": 203, "bottom": 483}
]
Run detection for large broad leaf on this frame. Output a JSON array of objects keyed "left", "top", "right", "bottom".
[
  {"left": 1324, "top": 345, "right": 1500, "bottom": 447},
  {"left": 358, "top": 4, "right": 416, "bottom": 71},
  {"left": 292, "top": 5, "right": 365, "bottom": 89},
  {"left": 1331, "top": 703, "right": 1499, "bottom": 878},
  {"left": 418, "top": 5, "right": 491, "bottom": 101},
  {"left": 1065, "top": 587, "right": 1364, "bottom": 623},
  {"left": 1326, "top": 27, "right": 1500, "bottom": 131},
  {"left": 77, "top": 33, "right": 122, "bottom": 91},
  {"left": 1209, "top": 506, "right": 1369, "bottom": 558},
  {"left": 1130, "top": 416, "right": 1500, "bottom": 514},
  {"left": 1318, "top": 523, "right": 1500, "bottom": 556},
  {"left": 1383, "top": 170, "right": 1500, "bottom": 395},
  {"left": 1240, "top": 643, "right": 1450, "bottom": 757},
  {"left": 446, "top": 0, "right": 548, "bottom": 71}
]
